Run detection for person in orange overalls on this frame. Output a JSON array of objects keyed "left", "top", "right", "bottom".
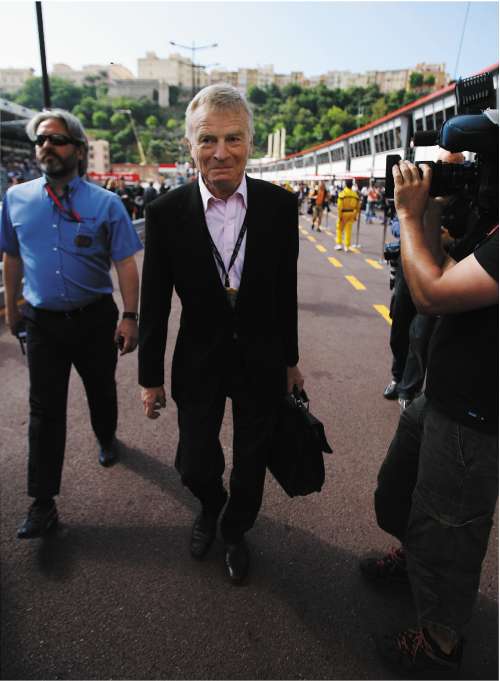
[{"left": 335, "top": 179, "right": 360, "bottom": 252}]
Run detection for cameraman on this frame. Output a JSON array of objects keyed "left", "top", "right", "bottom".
[{"left": 361, "top": 157, "right": 498, "bottom": 677}]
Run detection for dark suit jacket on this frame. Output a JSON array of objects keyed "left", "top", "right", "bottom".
[{"left": 138, "top": 175, "right": 299, "bottom": 404}]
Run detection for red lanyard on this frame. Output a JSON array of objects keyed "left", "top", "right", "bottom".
[{"left": 45, "top": 184, "right": 82, "bottom": 223}]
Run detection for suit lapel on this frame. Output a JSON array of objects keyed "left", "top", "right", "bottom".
[{"left": 237, "top": 176, "right": 265, "bottom": 309}]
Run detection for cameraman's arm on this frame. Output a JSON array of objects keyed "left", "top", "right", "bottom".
[
  {"left": 3, "top": 253, "right": 23, "bottom": 333},
  {"left": 394, "top": 161, "right": 498, "bottom": 315}
]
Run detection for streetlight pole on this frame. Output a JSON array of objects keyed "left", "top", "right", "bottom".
[
  {"left": 169, "top": 41, "right": 218, "bottom": 97},
  {"left": 117, "top": 109, "right": 147, "bottom": 165},
  {"left": 35, "top": 1, "right": 51, "bottom": 109}
]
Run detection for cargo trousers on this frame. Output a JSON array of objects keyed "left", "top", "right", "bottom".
[{"left": 374, "top": 394, "right": 498, "bottom": 641}]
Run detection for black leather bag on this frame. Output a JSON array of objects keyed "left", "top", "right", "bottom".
[{"left": 268, "top": 388, "right": 333, "bottom": 497}]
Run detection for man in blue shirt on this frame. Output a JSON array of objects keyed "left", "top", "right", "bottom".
[{"left": 0, "top": 109, "right": 143, "bottom": 539}]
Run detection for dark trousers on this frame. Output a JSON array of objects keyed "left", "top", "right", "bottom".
[
  {"left": 389, "top": 263, "right": 417, "bottom": 383},
  {"left": 24, "top": 296, "right": 118, "bottom": 498},
  {"left": 398, "top": 314, "right": 437, "bottom": 399},
  {"left": 375, "top": 395, "right": 498, "bottom": 639},
  {"left": 175, "top": 344, "right": 282, "bottom": 544}
]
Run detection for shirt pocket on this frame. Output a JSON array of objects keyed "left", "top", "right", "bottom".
[{"left": 67, "top": 218, "right": 108, "bottom": 255}]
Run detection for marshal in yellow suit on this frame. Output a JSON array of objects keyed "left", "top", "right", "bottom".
[{"left": 335, "top": 180, "right": 360, "bottom": 252}]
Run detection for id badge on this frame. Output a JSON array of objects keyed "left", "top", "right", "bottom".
[
  {"left": 74, "top": 234, "right": 93, "bottom": 247},
  {"left": 225, "top": 287, "right": 238, "bottom": 309}
]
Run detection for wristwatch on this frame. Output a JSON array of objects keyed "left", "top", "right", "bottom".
[{"left": 122, "top": 311, "right": 139, "bottom": 321}]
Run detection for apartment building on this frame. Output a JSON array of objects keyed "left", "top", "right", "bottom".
[
  {"left": 52, "top": 63, "right": 134, "bottom": 86},
  {"left": 0, "top": 68, "right": 35, "bottom": 93},
  {"left": 87, "top": 139, "right": 110, "bottom": 174}
]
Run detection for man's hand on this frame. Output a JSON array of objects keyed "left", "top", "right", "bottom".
[
  {"left": 114, "top": 319, "right": 138, "bottom": 355},
  {"left": 393, "top": 161, "right": 432, "bottom": 222},
  {"left": 141, "top": 386, "right": 166, "bottom": 419},
  {"left": 287, "top": 365, "right": 304, "bottom": 394},
  {"left": 6, "top": 306, "right": 23, "bottom": 337}
]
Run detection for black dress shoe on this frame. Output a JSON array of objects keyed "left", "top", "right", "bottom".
[
  {"left": 99, "top": 440, "right": 118, "bottom": 467},
  {"left": 383, "top": 379, "right": 399, "bottom": 400},
  {"left": 225, "top": 539, "right": 250, "bottom": 585},
  {"left": 17, "top": 500, "right": 58, "bottom": 539},
  {"left": 190, "top": 510, "right": 219, "bottom": 560}
]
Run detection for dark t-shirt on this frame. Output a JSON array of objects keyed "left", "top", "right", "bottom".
[{"left": 426, "top": 230, "right": 499, "bottom": 433}]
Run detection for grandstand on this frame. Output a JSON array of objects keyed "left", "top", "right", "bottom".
[
  {"left": 0, "top": 98, "right": 39, "bottom": 195},
  {"left": 247, "top": 63, "right": 499, "bottom": 184}
]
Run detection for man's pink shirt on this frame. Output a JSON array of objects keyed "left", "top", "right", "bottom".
[{"left": 198, "top": 174, "right": 247, "bottom": 290}]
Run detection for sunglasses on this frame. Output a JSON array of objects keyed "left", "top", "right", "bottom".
[{"left": 34, "top": 133, "right": 80, "bottom": 147}]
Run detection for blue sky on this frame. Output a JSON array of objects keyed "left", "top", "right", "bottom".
[{"left": 1, "top": 1, "right": 498, "bottom": 82}]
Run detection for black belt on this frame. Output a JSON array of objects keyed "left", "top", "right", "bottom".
[{"left": 28, "top": 295, "right": 111, "bottom": 318}]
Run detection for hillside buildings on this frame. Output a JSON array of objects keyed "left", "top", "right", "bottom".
[{"left": 0, "top": 56, "right": 448, "bottom": 102}]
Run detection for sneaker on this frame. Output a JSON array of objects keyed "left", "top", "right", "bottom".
[
  {"left": 375, "top": 627, "right": 463, "bottom": 679},
  {"left": 17, "top": 499, "right": 58, "bottom": 539},
  {"left": 359, "top": 546, "right": 409, "bottom": 584},
  {"left": 343, "top": 245, "right": 349, "bottom": 252},
  {"left": 334, "top": 244, "right": 342, "bottom": 251}
]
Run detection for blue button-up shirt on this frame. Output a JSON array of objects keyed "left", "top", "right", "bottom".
[{"left": 0, "top": 175, "right": 143, "bottom": 310}]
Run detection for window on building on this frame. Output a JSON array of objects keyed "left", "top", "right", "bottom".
[
  {"left": 425, "top": 113, "right": 435, "bottom": 130},
  {"left": 445, "top": 105, "right": 456, "bottom": 120},
  {"left": 434, "top": 110, "right": 444, "bottom": 128},
  {"left": 415, "top": 117, "right": 423, "bottom": 131},
  {"left": 395, "top": 126, "right": 402, "bottom": 147}
]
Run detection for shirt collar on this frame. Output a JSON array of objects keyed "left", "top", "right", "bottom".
[
  {"left": 198, "top": 173, "right": 247, "bottom": 212},
  {"left": 43, "top": 173, "right": 83, "bottom": 195}
]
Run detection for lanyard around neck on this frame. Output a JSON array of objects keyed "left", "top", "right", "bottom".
[
  {"left": 206, "top": 221, "right": 247, "bottom": 289},
  {"left": 45, "top": 184, "right": 82, "bottom": 223}
]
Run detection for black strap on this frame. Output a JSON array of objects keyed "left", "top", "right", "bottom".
[{"left": 206, "top": 222, "right": 247, "bottom": 288}]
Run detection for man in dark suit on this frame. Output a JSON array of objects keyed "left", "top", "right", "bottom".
[{"left": 138, "top": 84, "right": 303, "bottom": 584}]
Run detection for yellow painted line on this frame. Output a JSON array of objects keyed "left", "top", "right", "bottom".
[
  {"left": 328, "top": 256, "right": 343, "bottom": 268},
  {"left": 374, "top": 304, "right": 392, "bottom": 325},
  {"left": 345, "top": 275, "right": 366, "bottom": 290},
  {"left": 350, "top": 247, "right": 361, "bottom": 254},
  {"left": 324, "top": 229, "right": 333, "bottom": 235},
  {"left": 366, "top": 258, "right": 384, "bottom": 270},
  {"left": 307, "top": 235, "right": 317, "bottom": 243},
  {"left": 316, "top": 244, "right": 327, "bottom": 253},
  {"left": 300, "top": 228, "right": 308, "bottom": 234}
]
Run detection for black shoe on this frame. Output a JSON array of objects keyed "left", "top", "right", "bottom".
[
  {"left": 99, "top": 439, "right": 118, "bottom": 467},
  {"left": 383, "top": 379, "right": 399, "bottom": 400},
  {"left": 374, "top": 627, "right": 463, "bottom": 679},
  {"left": 17, "top": 499, "right": 58, "bottom": 539},
  {"left": 360, "top": 546, "right": 409, "bottom": 584},
  {"left": 190, "top": 509, "right": 220, "bottom": 560},
  {"left": 224, "top": 539, "right": 250, "bottom": 585}
]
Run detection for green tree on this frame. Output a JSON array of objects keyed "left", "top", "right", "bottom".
[
  {"left": 92, "top": 110, "right": 109, "bottom": 129},
  {"left": 248, "top": 85, "right": 267, "bottom": 105},
  {"left": 148, "top": 139, "right": 166, "bottom": 161},
  {"left": 146, "top": 115, "right": 158, "bottom": 130},
  {"left": 110, "top": 112, "right": 128, "bottom": 130},
  {"left": 424, "top": 74, "right": 436, "bottom": 86},
  {"left": 409, "top": 72, "right": 424, "bottom": 89},
  {"left": 371, "top": 97, "right": 388, "bottom": 119},
  {"left": 166, "top": 118, "right": 178, "bottom": 130}
]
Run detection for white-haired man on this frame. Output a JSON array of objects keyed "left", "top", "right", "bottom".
[
  {"left": 139, "top": 84, "right": 303, "bottom": 584},
  {"left": 0, "top": 109, "right": 142, "bottom": 538}
]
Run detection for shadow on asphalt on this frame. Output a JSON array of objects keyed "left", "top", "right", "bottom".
[
  {"left": 299, "top": 300, "right": 373, "bottom": 319},
  {"left": 17, "top": 443, "right": 497, "bottom": 680}
]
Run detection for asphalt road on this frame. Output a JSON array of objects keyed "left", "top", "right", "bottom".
[{"left": 1, "top": 205, "right": 498, "bottom": 680}]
